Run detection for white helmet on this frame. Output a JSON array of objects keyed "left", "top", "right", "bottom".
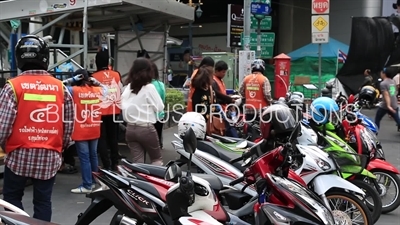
[{"left": 178, "top": 112, "right": 206, "bottom": 139}]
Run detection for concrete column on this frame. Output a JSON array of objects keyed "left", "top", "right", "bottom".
[
  {"left": 29, "top": 17, "right": 43, "bottom": 37},
  {"left": 278, "top": 0, "right": 294, "bottom": 53},
  {"left": 70, "top": 30, "right": 81, "bottom": 64}
]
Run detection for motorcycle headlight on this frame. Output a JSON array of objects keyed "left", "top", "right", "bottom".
[
  {"left": 272, "top": 176, "right": 335, "bottom": 225},
  {"left": 314, "top": 158, "right": 331, "bottom": 171}
]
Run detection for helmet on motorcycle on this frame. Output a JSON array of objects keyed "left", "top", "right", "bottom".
[
  {"left": 251, "top": 59, "right": 265, "bottom": 73},
  {"left": 15, "top": 35, "right": 50, "bottom": 71},
  {"left": 178, "top": 112, "right": 206, "bottom": 139},
  {"left": 310, "top": 97, "right": 340, "bottom": 125},
  {"left": 260, "top": 104, "right": 297, "bottom": 140},
  {"left": 359, "top": 86, "right": 376, "bottom": 103}
]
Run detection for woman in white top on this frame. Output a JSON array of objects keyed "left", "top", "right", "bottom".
[{"left": 121, "top": 58, "right": 164, "bottom": 165}]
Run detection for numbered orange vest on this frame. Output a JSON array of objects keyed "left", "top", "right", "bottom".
[
  {"left": 92, "top": 69, "right": 121, "bottom": 115},
  {"left": 71, "top": 85, "right": 102, "bottom": 141},
  {"left": 186, "top": 69, "right": 199, "bottom": 112},
  {"left": 243, "top": 74, "right": 268, "bottom": 110},
  {"left": 6, "top": 75, "right": 64, "bottom": 153},
  {"left": 213, "top": 76, "right": 227, "bottom": 111}
]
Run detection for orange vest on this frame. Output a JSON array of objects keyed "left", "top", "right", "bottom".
[
  {"left": 186, "top": 69, "right": 199, "bottom": 112},
  {"left": 6, "top": 75, "right": 65, "bottom": 153},
  {"left": 213, "top": 76, "right": 227, "bottom": 111},
  {"left": 92, "top": 69, "right": 121, "bottom": 115},
  {"left": 243, "top": 74, "right": 268, "bottom": 110},
  {"left": 71, "top": 85, "right": 102, "bottom": 141}
]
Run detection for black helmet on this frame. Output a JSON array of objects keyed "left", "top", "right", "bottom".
[
  {"left": 15, "top": 35, "right": 50, "bottom": 71},
  {"left": 359, "top": 86, "right": 376, "bottom": 102}
]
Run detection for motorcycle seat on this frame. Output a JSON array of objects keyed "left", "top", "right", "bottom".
[
  {"left": 210, "top": 134, "right": 238, "bottom": 144},
  {"left": 128, "top": 178, "right": 163, "bottom": 199},
  {"left": 0, "top": 211, "right": 60, "bottom": 225},
  {"left": 197, "top": 141, "right": 245, "bottom": 172},
  {"left": 124, "top": 162, "right": 223, "bottom": 191}
]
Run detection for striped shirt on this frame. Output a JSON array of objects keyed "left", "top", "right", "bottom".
[{"left": 0, "top": 70, "right": 74, "bottom": 180}]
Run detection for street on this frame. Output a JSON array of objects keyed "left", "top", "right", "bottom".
[{"left": 4, "top": 109, "right": 400, "bottom": 224}]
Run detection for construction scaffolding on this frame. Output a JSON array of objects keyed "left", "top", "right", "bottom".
[{"left": 0, "top": 0, "right": 194, "bottom": 80}]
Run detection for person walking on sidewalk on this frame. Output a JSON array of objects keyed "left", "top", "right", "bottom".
[
  {"left": 150, "top": 62, "right": 166, "bottom": 149},
  {"left": 92, "top": 50, "right": 123, "bottom": 170},
  {"left": 121, "top": 58, "right": 164, "bottom": 165},
  {"left": 0, "top": 35, "right": 74, "bottom": 222},
  {"left": 374, "top": 67, "right": 400, "bottom": 129}
]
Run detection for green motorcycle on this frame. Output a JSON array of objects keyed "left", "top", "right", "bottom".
[{"left": 306, "top": 123, "right": 383, "bottom": 223}]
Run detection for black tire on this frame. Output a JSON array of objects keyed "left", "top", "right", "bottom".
[
  {"left": 371, "top": 170, "right": 400, "bottom": 214},
  {"left": 351, "top": 179, "right": 382, "bottom": 224},
  {"left": 325, "top": 191, "right": 373, "bottom": 225}
]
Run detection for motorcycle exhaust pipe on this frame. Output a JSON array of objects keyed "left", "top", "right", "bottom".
[{"left": 115, "top": 215, "right": 137, "bottom": 225}]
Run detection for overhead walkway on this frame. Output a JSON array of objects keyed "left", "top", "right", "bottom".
[{"left": 0, "top": 0, "right": 194, "bottom": 79}]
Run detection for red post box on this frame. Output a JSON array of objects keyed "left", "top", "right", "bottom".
[{"left": 274, "top": 53, "right": 291, "bottom": 99}]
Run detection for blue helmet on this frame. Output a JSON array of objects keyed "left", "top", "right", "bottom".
[{"left": 310, "top": 97, "right": 339, "bottom": 125}]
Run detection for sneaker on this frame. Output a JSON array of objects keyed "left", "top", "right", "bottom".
[
  {"left": 91, "top": 184, "right": 96, "bottom": 189},
  {"left": 71, "top": 186, "right": 92, "bottom": 194}
]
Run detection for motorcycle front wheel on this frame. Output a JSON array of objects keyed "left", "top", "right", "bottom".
[
  {"left": 325, "top": 191, "right": 373, "bottom": 225},
  {"left": 371, "top": 170, "right": 400, "bottom": 214},
  {"left": 351, "top": 179, "right": 382, "bottom": 223}
]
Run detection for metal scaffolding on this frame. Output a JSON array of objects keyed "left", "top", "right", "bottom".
[{"left": 0, "top": 0, "right": 194, "bottom": 77}]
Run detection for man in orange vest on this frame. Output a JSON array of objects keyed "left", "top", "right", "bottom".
[
  {"left": 0, "top": 35, "right": 74, "bottom": 221},
  {"left": 186, "top": 57, "right": 215, "bottom": 112},
  {"left": 239, "top": 59, "right": 273, "bottom": 122},
  {"left": 92, "top": 50, "right": 123, "bottom": 170},
  {"left": 212, "top": 61, "right": 241, "bottom": 137}
]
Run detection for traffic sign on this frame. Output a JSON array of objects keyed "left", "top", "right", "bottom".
[
  {"left": 240, "top": 32, "right": 275, "bottom": 58},
  {"left": 251, "top": 16, "right": 272, "bottom": 30},
  {"left": 250, "top": 2, "right": 271, "bottom": 16},
  {"left": 312, "top": 0, "right": 330, "bottom": 14},
  {"left": 311, "top": 15, "right": 329, "bottom": 43},
  {"left": 252, "top": 0, "right": 271, "bottom": 4}
]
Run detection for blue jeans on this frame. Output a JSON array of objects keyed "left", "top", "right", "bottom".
[
  {"left": 75, "top": 139, "right": 99, "bottom": 189},
  {"left": 374, "top": 107, "right": 400, "bottom": 129},
  {"left": 2, "top": 166, "right": 55, "bottom": 222}
]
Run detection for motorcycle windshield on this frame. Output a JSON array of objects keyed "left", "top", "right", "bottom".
[{"left": 266, "top": 174, "right": 334, "bottom": 225}]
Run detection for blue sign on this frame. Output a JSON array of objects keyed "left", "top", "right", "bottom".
[{"left": 250, "top": 2, "right": 271, "bottom": 16}]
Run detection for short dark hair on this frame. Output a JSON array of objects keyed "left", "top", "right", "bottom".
[
  {"left": 73, "top": 69, "right": 92, "bottom": 86},
  {"left": 215, "top": 60, "right": 228, "bottom": 71},
  {"left": 126, "top": 58, "right": 153, "bottom": 94},
  {"left": 95, "top": 50, "right": 109, "bottom": 70},
  {"left": 183, "top": 49, "right": 190, "bottom": 55},
  {"left": 151, "top": 61, "right": 159, "bottom": 80},
  {"left": 191, "top": 65, "right": 213, "bottom": 89},
  {"left": 383, "top": 66, "right": 398, "bottom": 79},
  {"left": 199, "top": 57, "right": 215, "bottom": 68}
]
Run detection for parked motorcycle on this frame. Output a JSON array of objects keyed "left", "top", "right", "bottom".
[
  {"left": 173, "top": 126, "right": 374, "bottom": 224},
  {"left": 76, "top": 128, "right": 230, "bottom": 225},
  {"left": 305, "top": 117, "right": 400, "bottom": 214}
]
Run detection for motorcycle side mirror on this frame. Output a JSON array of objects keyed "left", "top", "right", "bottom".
[
  {"left": 164, "top": 162, "right": 182, "bottom": 181},
  {"left": 182, "top": 128, "right": 197, "bottom": 154},
  {"left": 289, "top": 123, "right": 301, "bottom": 144}
]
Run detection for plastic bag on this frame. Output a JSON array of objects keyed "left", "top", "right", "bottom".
[{"left": 56, "top": 62, "right": 74, "bottom": 73}]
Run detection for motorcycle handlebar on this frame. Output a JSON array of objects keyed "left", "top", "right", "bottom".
[
  {"left": 229, "top": 140, "right": 264, "bottom": 164},
  {"left": 229, "top": 176, "right": 245, "bottom": 186}
]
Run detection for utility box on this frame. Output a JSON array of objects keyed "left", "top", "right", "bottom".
[{"left": 202, "top": 52, "right": 236, "bottom": 90}]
